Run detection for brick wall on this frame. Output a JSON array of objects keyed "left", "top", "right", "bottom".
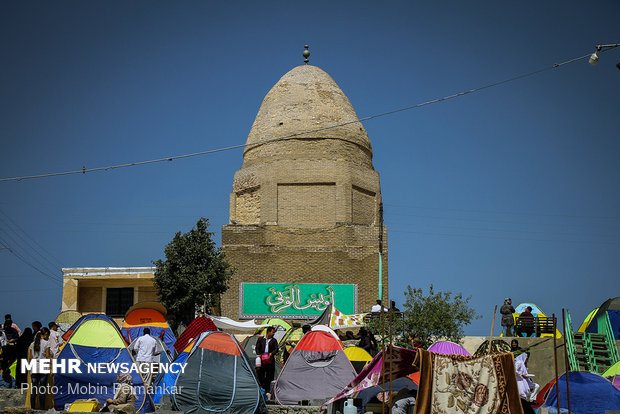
[
  {"left": 277, "top": 183, "right": 336, "bottom": 227},
  {"left": 221, "top": 224, "right": 388, "bottom": 319}
]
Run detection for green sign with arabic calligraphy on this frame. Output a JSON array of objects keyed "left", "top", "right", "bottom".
[{"left": 240, "top": 283, "right": 357, "bottom": 318}]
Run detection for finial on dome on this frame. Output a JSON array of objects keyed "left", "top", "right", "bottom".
[{"left": 303, "top": 45, "right": 310, "bottom": 64}]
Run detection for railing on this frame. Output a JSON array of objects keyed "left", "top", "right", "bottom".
[
  {"left": 600, "top": 312, "right": 620, "bottom": 364},
  {"left": 564, "top": 310, "right": 579, "bottom": 371}
]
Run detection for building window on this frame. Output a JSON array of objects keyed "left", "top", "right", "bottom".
[{"left": 106, "top": 288, "right": 134, "bottom": 317}]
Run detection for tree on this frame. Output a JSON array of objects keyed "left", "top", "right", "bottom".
[
  {"left": 401, "top": 285, "right": 480, "bottom": 347},
  {"left": 153, "top": 217, "right": 234, "bottom": 332},
  {"left": 365, "top": 285, "right": 480, "bottom": 348}
]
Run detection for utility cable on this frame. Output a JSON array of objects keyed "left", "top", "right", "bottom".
[
  {"left": 0, "top": 51, "right": 597, "bottom": 183},
  {"left": 0, "top": 236, "right": 62, "bottom": 285},
  {"left": 0, "top": 226, "right": 62, "bottom": 279},
  {"left": 0, "top": 208, "right": 64, "bottom": 269}
]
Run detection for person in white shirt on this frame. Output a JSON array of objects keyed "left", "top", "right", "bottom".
[
  {"left": 47, "top": 322, "right": 63, "bottom": 358},
  {"left": 371, "top": 299, "right": 388, "bottom": 313},
  {"left": 28, "top": 327, "right": 51, "bottom": 409},
  {"left": 132, "top": 328, "right": 158, "bottom": 390}
]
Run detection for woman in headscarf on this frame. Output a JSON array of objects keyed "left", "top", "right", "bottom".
[
  {"left": 515, "top": 353, "right": 539, "bottom": 401},
  {"left": 15, "top": 328, "right": 34, "bottom": 388},
  {"left": 500, "top": 298, "right": 515, "bottom": 337},
  {"left": 104, "top": 373, "right": 136, "bottom": 414}
]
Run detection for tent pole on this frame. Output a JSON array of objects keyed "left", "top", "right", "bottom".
[
  {"left": 381, "top": 308, "right": 386, "bottom": 414},
  {"left": 553, "top": 314, "right": 561, "bottom": 413},
  {"left": 488, "top": 305, "right": 497, "bottom": 354},
  {"left": 561, "top": 308, "right": 571, "bottom": 413},
  {"left": 389, "top": 304, "right": 393, "bottom": 409}
]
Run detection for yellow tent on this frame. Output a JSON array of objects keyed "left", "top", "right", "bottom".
[
  {"left": 344, "top": 346, "right": 373, "bottom": 373},
  {"left": 578, "top": 308, "right": 598, "bottom": 332}
]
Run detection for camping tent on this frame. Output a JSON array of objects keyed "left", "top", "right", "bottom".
[
  {"left": 311, "top": 324, "right": 343, "bottom": 344},
  {"left": 427, "top": 341, "right": 471, "bottom": 356},
  {"left": 278, "top": 327, "right": 304, "bottom": 354},
  {"left": 511, "top": 302, "right": 562, "bottom": 338},
  {"left": 324, "top": 345, "right": 418, "bottom": 406},
  {"left": 343, "top": 346, "right": 373, "bottom": 374},
  {"left": 514, "top": 303, "right": 544, "bottom": 315},
  {"left": 172, "top": 331, "right": 267, "bottom": 414},
  {"left": 54, "top": 310, "right": 82, "bottom": 336},
  {"left": 543, "top": 371, "right": 620, "bottom": 413},
  {"left": 602, "top": 361, "right": 620, "bottom": 391},
  {"left": 578, "top": 308, "right": 599, "bottom": 332},
  {"left": 128, "top": 335, "right": 173, "bottom": 387},
  {"left": 240, "top": 334, "right": 283, "bottom": 379},
  {"left": 61, "top": 313, "right": 109, "bottom": 342},
  {"left": 54, "top": 314, "right": 154, "bottom": 413},
  {"left": 274, "top": 330, "right": 357, "bottom": 405},
  {"left": 152, "top": 340, "right": 193, "bottom": 404},
  {"left": 257, "top": 318, "right": 291, "bottom": 342},
  {"left": 121, "top": 301, "right": 176, "bottom": 355},
  {"left": 584, "top": 297, "right": 620, "bottom": 340},
  {"left": 174, "top": 316, "right": 217, "bottom": 354},
  {"left": 355, "top": 377, "right": 418, "bottom": 413},
  {"left": 209, "top": 315, "right": 270, "bottom": 331}
]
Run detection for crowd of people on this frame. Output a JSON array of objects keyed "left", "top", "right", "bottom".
[{"left": 0, "top": 314, "right": 64, "bottom": 409}]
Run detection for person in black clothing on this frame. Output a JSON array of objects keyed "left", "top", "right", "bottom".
[
  {"left": 358, "top": 328, "right": 378, "bottom": 356},
  {"left": 255, "top": 326, "right": 278, "bottom": 394},
  {"left": 15, "top": 328, "right": 34, "bottom": 388},
  {"left": 500, "top": 298, "right": 516, "bottom": 337},
  {"left": 1, "top": 320, "right": 19, "bottom": 366},
  {"left": 31, "top": 321, "right": 42, "bottom": 335}
]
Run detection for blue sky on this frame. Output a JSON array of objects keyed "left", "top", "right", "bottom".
[{"left": 1, "top": 1, "right": 618, "bottom": 336}]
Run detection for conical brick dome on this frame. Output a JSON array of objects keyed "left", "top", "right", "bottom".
[{"left": 243, "top": 65, "right": 373, "bottom": 168}]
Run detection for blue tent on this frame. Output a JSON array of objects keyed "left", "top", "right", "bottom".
[
  {"left": 585, "top": 297, "right": 620, "bottom": 340},
  {"left": 60, "top": 313, "right": 106, "bottom": 342},
  {"left": 121, "top": 302, "right": 176, "bottom": 355},
  {"left": 54, "top": 314, "right": 154, "bottom": 413},
  {"left": 151, "top": 339, "right": 192, "bottom": 404},
  {"left": 544, "top": 371, "right": 620, "bottom": 414}
]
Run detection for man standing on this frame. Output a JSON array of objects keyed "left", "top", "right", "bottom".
[
  {"left": 47, "top": 322, "right": 63, "bottom": 358},
  {"left": 255, "top": 326, "right": 278, "bottom": 395},
  {"left": 132, "top": 328, "right": 158, "bottom": 391},
  {"left": 500, "top": 298, "right": 516, "bottom": 337}
]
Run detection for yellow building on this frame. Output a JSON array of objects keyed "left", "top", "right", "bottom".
[{"left": 61, "top": 267, "right": 158, "bottom": 323}]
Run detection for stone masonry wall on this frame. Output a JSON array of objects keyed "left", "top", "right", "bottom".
[{"left": 221, "top": 224, "right": 388, "bottom": 319}]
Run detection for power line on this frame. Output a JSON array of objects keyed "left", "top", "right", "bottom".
[
  {"left": 0, "top": 236, "right": 62, "bottom": 285},
  {"left": 384, "top": 203, "right": 620, "bottom": 221},
  {"left": 387, "top": 221, "right": 620, "bottom": 239},
  {"left": 389, "top": 229, "right": 620, "bottom": 246},
  {"left": 0, "top": 50, "right": 595, "bottom": 183},
  {"left": 0, "top": 226, "right": 61, "bottom": 280},
  {"left": 0, "top": 208, "right": 64, "bottom": 268}
]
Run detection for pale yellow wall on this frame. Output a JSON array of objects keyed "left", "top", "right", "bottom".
[{"left": 61, "top": 267, "right": 159, "bottom": 317}]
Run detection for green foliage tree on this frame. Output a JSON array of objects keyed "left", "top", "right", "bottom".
[
  {"left": 365, "top": 285, "right": 480, "bottom": 348},
  {"left": 153, "top": 217, "right": 234, "bottom": 332},
  {"left": 401, "top": 284, "right": 480, "bottom": 347}
]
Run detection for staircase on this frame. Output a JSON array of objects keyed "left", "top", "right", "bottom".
[{"left": 565, "top": 311, "right": 619, "bottom": 374}]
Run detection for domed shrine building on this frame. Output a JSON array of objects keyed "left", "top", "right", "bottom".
[{"left": 221, "top": 62, "right": 388, "bottom": 320}]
